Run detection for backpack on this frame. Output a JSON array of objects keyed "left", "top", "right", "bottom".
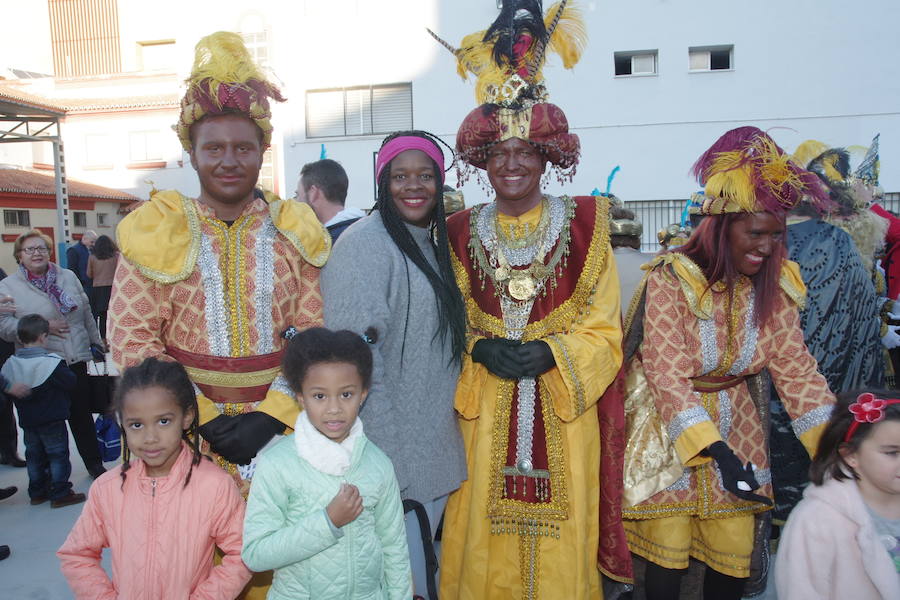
[{"left": 95, "top": 414, "right": 121, "bottom": 462}]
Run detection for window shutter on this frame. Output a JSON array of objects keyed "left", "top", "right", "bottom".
[
  {"left": 306, "top": 90, "right": 345, "bottom": 138},
  {"left": 372, "top": 84, "right": 412, "bottom": 134},
  {"left": 345, "top": 88, "right": 373, "bottom": 136}
]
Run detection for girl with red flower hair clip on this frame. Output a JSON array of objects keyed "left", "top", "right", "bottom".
[{"left": 776, "top": 390, "right": 900, "bottom": 599}]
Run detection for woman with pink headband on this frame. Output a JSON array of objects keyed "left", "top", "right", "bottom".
[{"left": 321, "top": 130, "right": 467, "bottom": 599}]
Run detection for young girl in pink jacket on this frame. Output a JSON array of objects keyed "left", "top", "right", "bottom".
[
  {"left": 58, "top": 358, "right": 252, "bottom": 599},
  {"left": 776, "top": 390, "right": 900, "bottom": 600}
]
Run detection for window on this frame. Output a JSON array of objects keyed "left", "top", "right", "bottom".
[
  {"left": 3, "top": 210, "right": 30, "bottom": 227},
  {"left": 241, "top": 31, "right": 269, "bottom": 68},
  {"left": 614, "top": 50, "right": 658, "bottom": 76},
  {"left": 689, "top": 45, "right": 733, "bottom": 71},
  {"left": 258, "top": 148, "right": 275, "bottom": 193},
  {"left": 129, "top": 131, "right": 163, "bottom": 163},
  {"left": 73, "top": 212, "right": 87, "bottom": 227},
  {"left": 85, "top": 134, "right": 113, "bottom": 168},
  {"left": 138, "top": 40, "right": 176, "bottom": 71},
  {"left": 96, "top": 213, "right": 109, "bottom": 227},
  {"left": 306, "top": 83, "right": 413, "bottom": 138}
]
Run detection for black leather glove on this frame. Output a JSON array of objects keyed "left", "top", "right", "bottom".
[
  {"left": 198, "top": 414, "right": 238, "bottom": 454},
  {"left": 706, "top": 441, "right": 772, "bottom": 505},
  {"left": 513, "top": 341, "right": 556, "bottom": 377},
  {"left": 471, "top": 338, "right": 523, "bottom": 379},
  {"left": 214, "top": 412, "right": 285, "bottom": 466}
]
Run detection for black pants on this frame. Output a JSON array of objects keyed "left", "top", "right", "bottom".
[
  {"left": 68, "top": 362, "right": 102, "bottom": 470},
  {"left": 0, "top": 394, "right": 18, "bottom": 457}
]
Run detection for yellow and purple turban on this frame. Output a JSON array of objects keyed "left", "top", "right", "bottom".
[{"left": 176, "top": 32, "right": 285, "bottom": 151}]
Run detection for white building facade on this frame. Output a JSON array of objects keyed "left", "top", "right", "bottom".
[{"left": 0, "top": 0, "right": 897, "bottom": 237}]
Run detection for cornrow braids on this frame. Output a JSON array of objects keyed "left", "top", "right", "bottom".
[
  {"left": 112, "top": 357, "right": 203, "bottom": 490},
  {"left": 376, "top": 130, "right": 467, "bottom": 364}
]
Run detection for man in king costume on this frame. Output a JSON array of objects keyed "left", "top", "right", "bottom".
[
  {"left": 109, "top": 33, "right": 328, "bottom": 494},
  {"left": 430, "top": 2, "right": 632, "bottom": 598}
]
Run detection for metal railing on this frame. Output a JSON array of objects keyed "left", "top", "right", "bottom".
[{"left": 626, "top": 191, "right": 900, "bottom": 253}]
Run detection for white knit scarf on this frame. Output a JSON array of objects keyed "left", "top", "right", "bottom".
[{"left": 293, "top": 409, "right": 364, "bottom": 476}]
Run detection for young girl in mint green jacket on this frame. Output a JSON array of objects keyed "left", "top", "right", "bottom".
[{"left": 242, "top": 328, "right": 411, "bottom": 600}]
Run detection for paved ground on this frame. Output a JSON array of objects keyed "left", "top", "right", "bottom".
[{"left": 0, "top": 436, "right": 113, "bottom": 600}]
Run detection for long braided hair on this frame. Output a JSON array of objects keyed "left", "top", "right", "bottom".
[
  {"left": 376, "top": 130, "right": 467, "bottom": 364},
  {"left": 112, "top": 357, "right": 203, "bottom": 489}
]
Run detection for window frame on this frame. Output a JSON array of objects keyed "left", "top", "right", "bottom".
[
  {"left": 73, "top": 211, "right": 87, "bottom": 228},
  {"left": 305, "top": 83, "right": 413, "bottom": 139},
  {"left": 613, "top": 50, "right": 659, "bottom": 77},
  {"left": 688, "top": 45, "right": 734, "bottom": 73},
  {"left": 3, "top": 210, "right": 30, "bottom": 227}
]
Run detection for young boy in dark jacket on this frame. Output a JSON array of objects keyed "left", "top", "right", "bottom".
[{"left": 1, "top": 314, "right": 85, "bottom": 508}]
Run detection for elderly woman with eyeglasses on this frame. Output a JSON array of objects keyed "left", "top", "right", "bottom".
[{"left": 0, "top": 230, "right": 106, "bottom": 479}]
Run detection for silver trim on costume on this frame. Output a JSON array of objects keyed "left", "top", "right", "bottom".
[
  {"left": 198, "top": 232, "right": 231, "bottom": 357},
  {"left": 791, "top": 404, "right": 834, "bottom": 438},
  {"left": 699, "top": 317, "right": 718, "bottom": 374},
  {"left": 253, "top": 217, "right": 278, "bottom": 354},
  {"left": 476, "top": 195, "right": 566, "bottom": 266},
  {"left": 269, "top": 374, "right": 294, "bottom": 398},
  {"left": 667, "top": 405, "right": 712, "bottom": 443},
  {"left": 728, "top": 286, "right": 758, "bottom": 376},
  {"left": 515, "top": 377, "right": 537, "bottom": 473}
]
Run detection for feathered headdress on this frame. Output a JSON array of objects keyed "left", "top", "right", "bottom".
[
  {"left": 691, "top": 127, "right": 830, "bottom": 216},
  {"left": 432, "top": 1, "right": 586, "bottom": 181},
  {"left": 176, "top": 32, "right": 285, "bottom": 151},
  {"left": 430, "top": 0, "right": 586, "bottom": 108}
]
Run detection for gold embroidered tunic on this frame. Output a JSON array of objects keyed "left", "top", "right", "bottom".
[
  {"left": 622, "top": 255, "right": 835, "bottom": 573},
  {"left": 109, "top": 190, "right": 329, "bottom": 484},
  {"left": 441, "top": 196, "right": 624, "bottom": 600}
]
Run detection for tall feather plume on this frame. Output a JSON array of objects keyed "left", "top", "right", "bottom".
[
  {"left": 188, "top": 31, "right": 284, "bottom": 105},
  {"left": 543, "top": 2, "right": 587, "bottom": 70},
  {"left": 483, "top": 0, "right": 546, "bottom": 72}
]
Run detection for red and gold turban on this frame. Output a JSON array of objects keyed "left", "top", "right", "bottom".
[
  {"left": 691, "top": 126, "right": 830, "bottom": 216},
  {"left": 455, "top": 102, "right": 580, "bottom": 170},
  {"left": 176, "top": 32, "right": 285, "bottom": 151}
]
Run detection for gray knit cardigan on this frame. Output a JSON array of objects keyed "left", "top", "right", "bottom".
[{"left": 321, "top": 212, "right": 466, "bottom": 502}]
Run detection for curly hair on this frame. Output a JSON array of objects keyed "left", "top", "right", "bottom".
[{"left": 282, "top": 327, "right": 375, "bottom": 394}]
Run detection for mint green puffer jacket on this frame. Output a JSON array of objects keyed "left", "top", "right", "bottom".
[{"left": 242, "top": 435, "right": 412, "bottom": 600}]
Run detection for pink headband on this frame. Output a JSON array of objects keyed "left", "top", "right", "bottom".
[
  {"left": 375, "top": 136, "right": 445, "bottom": 182},
  {"left": 844, "top": 392, "right": 900, "bottom": 442}
]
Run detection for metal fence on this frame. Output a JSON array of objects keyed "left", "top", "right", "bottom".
[{"left": 627, "top": 191, "right": 900, "bottom": 253}]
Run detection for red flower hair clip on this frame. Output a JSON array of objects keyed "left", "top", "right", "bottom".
[{"left": 844, "top": 393, "right": 900, "bottom": 442}]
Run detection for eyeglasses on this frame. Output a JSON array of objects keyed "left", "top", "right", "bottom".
[{"left": 21, "top": 246, "right": 49, "bottom": 255}]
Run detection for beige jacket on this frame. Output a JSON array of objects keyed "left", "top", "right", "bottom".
[{"left": 0, "top": 265, "right": 101, "bottom": 364}]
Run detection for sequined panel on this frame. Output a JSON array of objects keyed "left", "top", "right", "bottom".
[
  {"left": 791, "top": 404, "right": 833, "bottom": 437},
  {"left": 515, "top": 377, "right": 537, "bottom": 470},
  {"left": 476, "top": 196, "right": 566, "bottom": 266},
  {"left": 665, "top": 468, "right": 692, "bottom": 492},
  {"left": 698, "top": 317, "right": 718, "bottom": 374},
  {"left": 197, "top": 233, "right": 231, "bottom": 357},
  {"left": 667, "top": 405, "right": 712, "bottom": 442},
  {"left": 253, "top": 217, "right": 278, "bottom": 354},
  {"left": 728, "top": 287, "right": 758, "bottom": 376},
  {"left": 501, "top": 295, "right": 534, "bottom": 341},
  {"left": 269, "top": 374, "right": 294, "bottom": 398},
  {"left": 716, "top": 389, "right": 733, "bottom": 444}
]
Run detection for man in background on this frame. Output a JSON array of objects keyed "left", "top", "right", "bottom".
[
  {"left": 65, "top": 230, "right": 96, "bottom": 295},
  {"left": 296, "top": 159, "right": 365, "bottom": 242}
]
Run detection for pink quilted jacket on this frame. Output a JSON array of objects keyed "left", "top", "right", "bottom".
[{"left": 58, "top": 444, "right": 251, "bottom": 599}]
